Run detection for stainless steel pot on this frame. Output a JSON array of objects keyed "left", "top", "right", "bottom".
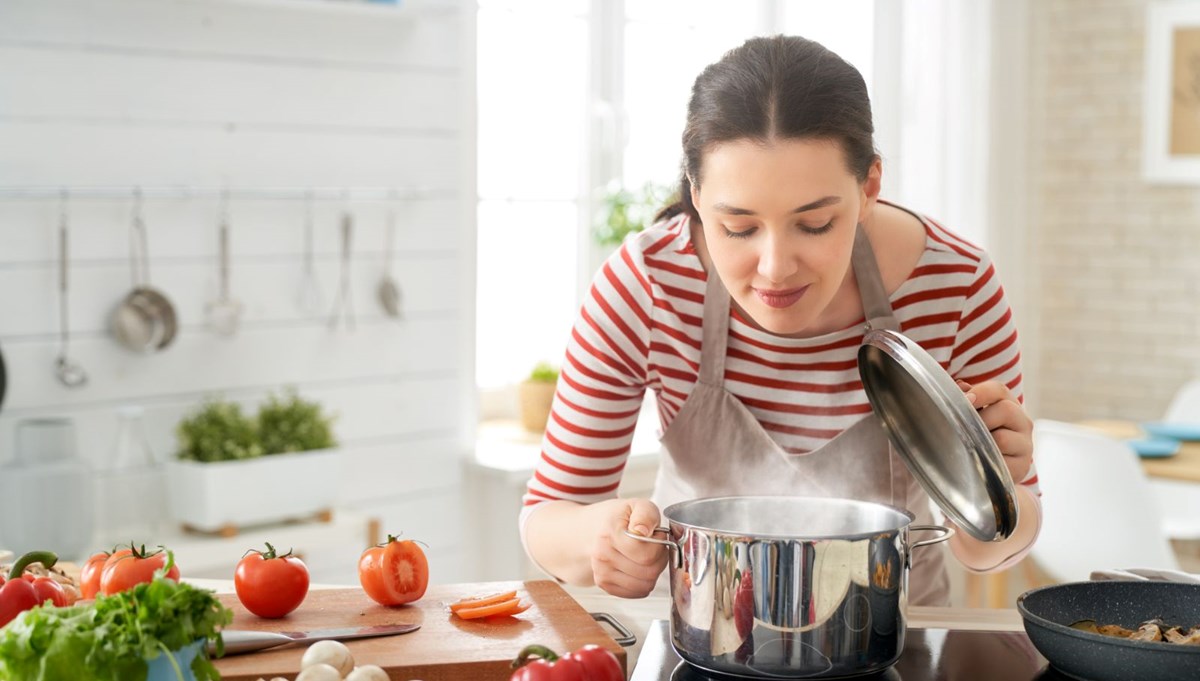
[{"left": 629, "top": 496, "right": 953, "bottom": 679}]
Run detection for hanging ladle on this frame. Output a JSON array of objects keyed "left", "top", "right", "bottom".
[
  {"left": 297, "top": 190, "right": 324, "bottom": 318},
  {"left": 206, "top": 190, "right": 243, "bottom": 336},
  {"left": 328, "top": 209, "right": 356, "bottom": 331},
  {"left": 55, "top": 190, "right": 88, "bottom": 387},
  {"left": 378, "top": 195, "right": 402, "bottom": 319}
]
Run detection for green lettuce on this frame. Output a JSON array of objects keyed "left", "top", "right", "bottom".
[{"left": 0, "top": 576, "right": 232, "bottom": 681}]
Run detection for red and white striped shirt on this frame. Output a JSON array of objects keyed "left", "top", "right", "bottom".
[{"left": 523, "top": 207, "right": 1039, "bottom": 510}]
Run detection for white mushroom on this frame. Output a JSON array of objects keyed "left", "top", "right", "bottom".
[
  {"left": 300, "top": 640, "right": 355, "bottom": 678},
  {"left": 295, "top": 664, "right": 342, "bottom": 681},
  {"left": 345, "top": 666, "right": 390, "bottom": 681}
]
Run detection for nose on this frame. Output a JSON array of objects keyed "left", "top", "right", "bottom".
[{"left": 756, "top": 230, "right": 798, "bottom": 283}]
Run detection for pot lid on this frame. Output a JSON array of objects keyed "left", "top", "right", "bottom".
[{"left": 857, "top": 329, "right": 1018, "bottom": 542}]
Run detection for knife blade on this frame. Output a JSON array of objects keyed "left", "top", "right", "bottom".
[{"left": 214, "top": 623, "right": 421, "bottom": 655}]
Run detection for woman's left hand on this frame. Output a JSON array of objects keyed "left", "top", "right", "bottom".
[{"left": 958, "top": 380, "right": 1033, "bottom": 482}]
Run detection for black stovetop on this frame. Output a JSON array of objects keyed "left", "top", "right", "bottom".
[{"left": 630, "top": 620, "right": 1073, "bottom": 681}]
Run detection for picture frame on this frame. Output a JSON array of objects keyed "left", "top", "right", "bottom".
[{"left": 1143, "top": 1, "right": 1200, "bottom": 184}]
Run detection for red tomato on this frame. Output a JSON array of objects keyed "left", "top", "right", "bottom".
[
  {"left": 234, "top": 542, "right": 309, "bottom": 618},
  {"left": 100, "top": 545, "right": 179, "bottom": 596},
  {"left": 79, "top": 551, "right": 111, "bottom": 600},
  {"left": 357, "top": 534, "right": 428, "bottom": 606}
]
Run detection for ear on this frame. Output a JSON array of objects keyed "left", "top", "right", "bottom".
[
  {"left": 859, "top": 157, "right": 883, "bottom": 218},
  {"left": 689, "top": 178, "right": 701, "bottom": 210}
]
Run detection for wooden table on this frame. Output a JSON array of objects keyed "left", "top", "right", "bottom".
[{"left": 1078, "top": 419, "right": 1200, "bottom": 483}]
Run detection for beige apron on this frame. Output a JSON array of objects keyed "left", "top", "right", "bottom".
[{"left": 652, "top": 225, "right": 951, "bottom": 606}]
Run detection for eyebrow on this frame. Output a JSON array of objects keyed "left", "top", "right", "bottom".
[{"left": 711, "top": 195, "right": 842, "bottom": 216}]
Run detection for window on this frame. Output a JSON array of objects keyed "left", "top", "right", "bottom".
[{"left": 476, "top": 1, "right": 877, "bottom": 413}]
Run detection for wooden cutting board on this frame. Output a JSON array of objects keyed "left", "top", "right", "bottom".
[{"left": 212, "top": 580, "right": 626, "bottom": 681}]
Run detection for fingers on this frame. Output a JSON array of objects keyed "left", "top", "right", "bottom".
[
  {"left": 625, "top": 497, "right": 662, "bottom": 539},
  {"left": 956, "top": 379, "right": 1010, "bottom": 408},
  {"left": 591, "top": 498, "right": 669, "bottom": 598},
  {"left": 592, "top": 560, "right": 663, "bottom": 598},
  {"left": 957, "top": 379, "right": 1034, "bottom": 481}
]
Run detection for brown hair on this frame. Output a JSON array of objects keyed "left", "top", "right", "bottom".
[{"left": 656, "top": 35, "right": 878, "bottom": 223}]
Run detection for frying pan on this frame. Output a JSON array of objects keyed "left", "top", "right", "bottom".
[{"left": 1017, "top": 581, "right": 1200, "bottom": 681}]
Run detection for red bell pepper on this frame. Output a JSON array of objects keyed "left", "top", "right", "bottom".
[
  {"left": 0, "top": 551, "right": 63, "bottom": 629},
  {"left": 510, "top": 643, "right": 623, "bottom": 681}
]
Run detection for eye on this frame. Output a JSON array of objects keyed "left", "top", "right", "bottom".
[
  {"left": 800, "top": 220, "right": 835, "bottom": 235},
  {"left": 722, "top": 225, "right": 757, "bottom": 239}
]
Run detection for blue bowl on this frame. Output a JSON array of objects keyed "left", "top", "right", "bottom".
[
  {"left": 1125, "top": 437, "right": 1182, "bottom": 458},
  {"left": 1140, "top": 421, "right": 1200, "bottom": 441},
  {"left": 145, "top": 639, "right": 203, "bottom": 681}
]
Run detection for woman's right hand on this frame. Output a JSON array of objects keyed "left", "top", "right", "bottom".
[{"left": 590, "top": 498, "right": 670, "bottom": 598}]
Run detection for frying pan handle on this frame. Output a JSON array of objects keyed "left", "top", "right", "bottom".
[
  {"left": 909, "top": 524, "right": 955, "bottom": 550},
  {"left": 623, "top": 527, "right": 680, "bottom": 569},
  {"left": 590, "top": 612, "right": 637, "bottom": 647}
]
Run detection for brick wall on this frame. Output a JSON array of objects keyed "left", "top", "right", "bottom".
[{"left": 1031, "top": 0, "right": 1200, "bottom": 421}]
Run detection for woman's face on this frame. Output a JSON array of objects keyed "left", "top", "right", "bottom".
[{"left": 691, "top": 138, "right": 880, "bottom": 336}]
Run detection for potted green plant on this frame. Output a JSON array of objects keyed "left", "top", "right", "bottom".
[
  {"left": 166, "top": 390, "right": 339, "bottom": 533},
  {"left": 518, "top": 362, "right": 559, "bottom": 435},
  {"left": 593, "top": 181, "right": 677, "bottom": 249}
]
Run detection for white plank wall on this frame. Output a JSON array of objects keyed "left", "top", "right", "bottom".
[{"left": 0, "top": 0, "right": 476, "bottom": 585}]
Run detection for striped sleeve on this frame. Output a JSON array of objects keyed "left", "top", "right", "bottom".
[
  {"left": 521, "top": 240, "right": 653, "bottom": 509},
  {"left": 946, "top": 252, "right": 1041, "bottom": 496}
]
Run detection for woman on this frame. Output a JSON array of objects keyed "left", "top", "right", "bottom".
[{"left": 520, "top": 35, "right": 1040, "bottom": 606}]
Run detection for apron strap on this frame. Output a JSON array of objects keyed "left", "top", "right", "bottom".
[
  {"left": 849, "top": 223, "right": 907, "bottom": 507},
  {"left": 698, "top": 271, "right": 731, "bottom": 386},
  {"left": 851, "top": 226, "right": 901, "bottom": 332}
]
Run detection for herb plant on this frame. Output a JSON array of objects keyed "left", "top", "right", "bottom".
[
  {"left": 527, "top": 362, "right": 560, "bottom": 384},
  {"left": 257, "top": 389, "right": 337, "bottom": 455},
  {"left": 175, "top": 399, "right": 262, "bottom": 463}
]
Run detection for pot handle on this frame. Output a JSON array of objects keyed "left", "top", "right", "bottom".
[
  {"left": 910, "top": 524, "right": 955, "bottom": 550},
  {"left": 590, "top": 612, "right": 637, "bottom": 646},
  {"left": 623, "top": 527, "right": 681, "bottom": 569}
]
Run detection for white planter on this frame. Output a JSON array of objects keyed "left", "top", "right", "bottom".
[{"left": 166, "top": 449, "right": 340, "bottom": 532}]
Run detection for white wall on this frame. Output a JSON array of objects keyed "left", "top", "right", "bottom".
[
  {"left": 1028, "top": 0, "right": 1200, "bottom": 422},
  {"left": 0, "top": 0, "right": 476, "bottom": 583}
]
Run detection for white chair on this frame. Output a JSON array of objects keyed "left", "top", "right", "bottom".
[
  {"left": 1029, "top": 420, "right": 1179, "bottom": 584},
  {"left": 1164, "top": 379, "right": 1200, "bottom": 423},
  {"left": 1155, "top": 379, "right": 1200, "bottom": 540}
]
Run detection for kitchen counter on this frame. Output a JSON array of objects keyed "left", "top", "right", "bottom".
[{"left": 188, "top": 579, "right": 1031, "bottom": 679}]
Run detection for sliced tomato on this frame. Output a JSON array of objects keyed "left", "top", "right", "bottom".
[
  {"left": 449, "top": 590, "right": 518, "bottom": 613},
  {"left": 453, "top": 597, "right": 529, "bottom": 620},
  {"left": 358, "top": 535, "right": 428, "bottom": 607}
]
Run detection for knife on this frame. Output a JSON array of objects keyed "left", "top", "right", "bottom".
[{"left": 214, "top": 623, "right": 421, "bottom": 655}]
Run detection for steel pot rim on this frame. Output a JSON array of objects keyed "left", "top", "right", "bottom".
[{"left": 661, "top": 495, "right": 917, "bottom": 542}]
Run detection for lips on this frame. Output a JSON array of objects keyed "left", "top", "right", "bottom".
[{"left": 754, "top": 286, "right": 808, "bottom": 309}]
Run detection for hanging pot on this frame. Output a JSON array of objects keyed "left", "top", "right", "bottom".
[{"left": 111, "top": 192, "right": 177, "bottom": 353}]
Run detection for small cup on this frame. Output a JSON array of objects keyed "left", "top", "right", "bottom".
[{"left": 15, "top": 418, "right": 78, "bottom": 465}]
